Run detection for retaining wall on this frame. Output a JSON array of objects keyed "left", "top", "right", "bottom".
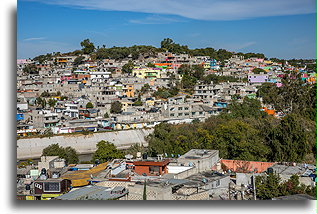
[{"left": 17, "top": 129, "right": 153, "bottom": 160}]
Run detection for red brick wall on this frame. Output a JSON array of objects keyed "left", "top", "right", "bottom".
[{"left": 134, "top": 165, "right": 150, "bottom": 175}]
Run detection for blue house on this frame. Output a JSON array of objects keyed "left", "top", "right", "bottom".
[{"left": 16, "top": 113, "right": 24, "bottom": 121}]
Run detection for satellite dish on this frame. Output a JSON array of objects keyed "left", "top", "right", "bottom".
[
  {"left": 125, "top": 154, "right": 133, "bottom": 160},
  {"left": 136, "top": 152, "right": 141, "bottom": 158}
]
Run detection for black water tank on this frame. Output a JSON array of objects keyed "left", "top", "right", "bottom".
[
  {"left": 95, "top": 159, "right": 100, "bottom": 165},
  {"left": 267, "top": 167, "right": 273, "bottom": 174},
  {"left": 41, "top": 168, "right": 46, "bottom": 175},
  {"left": 142, "top": 153, "right": 148, "bottom": 160},
  {"left": 25, "top": 184, "right": 30, "bottom": 190}
]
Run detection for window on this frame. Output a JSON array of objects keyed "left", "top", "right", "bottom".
[
  {"left": 178, "top": 107, "right": 183, "bottom": 111},
  {"left": 149, "top": 166, "right": 160, "bottom": 174},
  {"left": 184, "top": 107, "right": 189, "bottom": 110},
  {"left": 178, "top": 113, "right": 183, "bottom": 116},
  {"left": 44, "top": 182, "right": 60, "bottom": 192},
  {"left": 170, "top": 113, "right": 174, "bottom": 117}
]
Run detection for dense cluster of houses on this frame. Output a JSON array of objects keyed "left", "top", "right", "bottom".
[
  {"left": 17, "top": 52, "right": 316, "bottom": 137},
  {"left": 17, "top": 149, "right": 316, "bottom": 200}
]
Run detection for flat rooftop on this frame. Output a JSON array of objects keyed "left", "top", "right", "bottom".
[{"left": 178, "top": 149, "right": 218, "bottom": 160}]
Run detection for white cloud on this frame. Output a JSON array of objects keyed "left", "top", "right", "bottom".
[
  {"left": 26, "top": 0, "right": 315, "bottom": 20},
  {"left": 129, "top": 15, "right": 184, "bottom": 24},
  {"left": 23, "top": 37, "right": 45, "bottom": 41}
]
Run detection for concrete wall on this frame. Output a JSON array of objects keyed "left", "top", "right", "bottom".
[
  {"left": 174, "top": 167, "right": 198, "bottom": 179},
  {"left": 17, "top": 129, "right": 153, "bottom": 160}
]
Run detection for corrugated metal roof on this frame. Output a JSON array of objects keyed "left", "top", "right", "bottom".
[
  {"left": 61, "top": 162, "right": 108, "bottom": 187},
  {"left": 56, "top": 185, "right": 127, "bottom": 200}
]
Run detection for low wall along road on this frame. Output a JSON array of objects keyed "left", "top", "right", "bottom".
[{"left": 17, "top": 129, "right": 153, "bottom": 160}]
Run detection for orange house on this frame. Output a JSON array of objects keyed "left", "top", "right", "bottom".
[
  {"left": 262, "top": 107, "right": 275, "bottom": 116},
  {"left": 220, "top": 159, "right": 275, "bottom": 173},
  {"left": 133, "top": 160, "right": 170, "bottom": 176}
]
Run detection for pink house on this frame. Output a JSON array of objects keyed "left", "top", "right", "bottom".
[
  {"left": 276, "top": 83, "right": 283, "bottom": 87},
  {"left": 255, "top": 58, "right": 264, "bottom": 63},
  {"left": 172, "top": 63, "right": 182, "bottom": 69},
  {"left": 17, "top": 59, "right": 30, "bottom": 64},
  {"left": 60, "top": 74, "right": 72, "bottom": 83}
]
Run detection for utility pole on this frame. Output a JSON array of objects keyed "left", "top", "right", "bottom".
[
  {"left": 229, "top": 182, "right": 231, "bottom": 200},
  {"left": 253, "top": 173, "right": 257, "bottom": 200}
]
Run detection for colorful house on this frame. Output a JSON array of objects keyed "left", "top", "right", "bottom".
[
  {"left": 220, "top": 159, "right": 275, "bottom": 173},
  {"left": 123, "top": 84, "right": 135, "bottom": 98},
  {"left": 248, "top": 74, "right": 268, "bottom": 83},
  {"left": 133, "top": 159, "right": 170, "bottom": 176},
  {"left": 154, "top": 63, "right": 172, "bottom": 69},
  {"left": 132, "top": 67, "right": 162, "bottom": 80}
]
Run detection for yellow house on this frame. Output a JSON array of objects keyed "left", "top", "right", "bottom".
[
  {"left": 124, "top": 84, "right": 135, "bottom": 98},
  {"left": 132, "top": 68, "right": 161, "bottom": 80},
  {"left": 121, "top": 100, "right": 134, "bottom": 111},
  {"left": 202, "top": 62, "right": 210, "bottom": 69},
  {"left": 145, "top": 99, "right": 155, "bottom": 107},
  {"left": 264, "top": 60, "right": 273, "bottom": 65}
]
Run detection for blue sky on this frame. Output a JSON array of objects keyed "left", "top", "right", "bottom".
[{"left": 17, "top": 0, "right": 316, "bottom": 59}]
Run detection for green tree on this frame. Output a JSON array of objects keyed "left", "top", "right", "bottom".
[
  {"left": 40, "top": 91, "right": 50, "bottom": 97},
  {"left": 86, "top": 102, "right": 94, "bottom": 109},
  {"left": 181, "top": 74, "right": 197, "bottom": 93},
  {"left": 192, "top": 65, "right": 205, "bottom": 80},
  {"left": 133, "top": 95, "right": 143, "bottom": 106},
  {"left": 160, "top": 38, "right": 189, "bottom": 54},
  {"left": 42, "top": 144, "right": 79, "bottom": 164},
  {"left": 147, "top": 62, "right": 156, "bottom": 68},
  {"left": 33, "top": 53, "right": 53, "bottom": 64},
  {"left": 252, "top": 68, "right": 266, "bottom": 74},
  {"left": 143, "top": 180, "right": 147, "bottom": 200},
  {"left": 35, "top": 97, "right": 47, "bottom": 108},
  {"left": 36, "top": 97, "right": 43, "bottom": 107},
  {"left": 257, "top": 72, "right": 315, "bottom": 121},
  {"left": 140, "top": 83, "right": 150, "bottom": 94},
  {"left": 255, "top": 172, "right": 281, "bottom": 200},
  {"left": 224, "top": 97, "right": 266, "bottom": 120},
  {"left": 153, "top": 87, "right": 179, "bottom": 99},
  {"left": 64, "top": 146, "right": 79, "bottom": 164},
  {"left": 177, "top": 64, "right": 191, "bottom": 75},
  {"left": 268, "top": 114, "right": 309, "bottom": 162},
  {"left": 104, "top": 112, "right": 109, "bottom": 118},
  {"left": 160, "top": 38, "right": 174, "bottom": 51},
  {"left": 256, "top": 82, "right": 279, "bottom": 105},
  {"left": 122, "top": 60, "right": 134, "bottom": 74},
  {"left": 48, "top": 98, "right": 57, "bottom": 109},
  {"left": 213, "top": 119, "right": 269, "bottom": 161},
  {"left": 125, "top": 143, "right": 146, "bottom": 157},
  {"left": 22, "top": 64, "right": 39, "bottom": 75},
  {"left": 92, "top": 141, "right": 124, "bottom": 163},
  {"left": 80, "top": 39, "right": 95, "bottom": 54},
  {"left": 73, "top": 56, "right": 85, "bottom": 66},
  {"left": 110, "top": 101, "right": 122, "bottom": 114}
]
